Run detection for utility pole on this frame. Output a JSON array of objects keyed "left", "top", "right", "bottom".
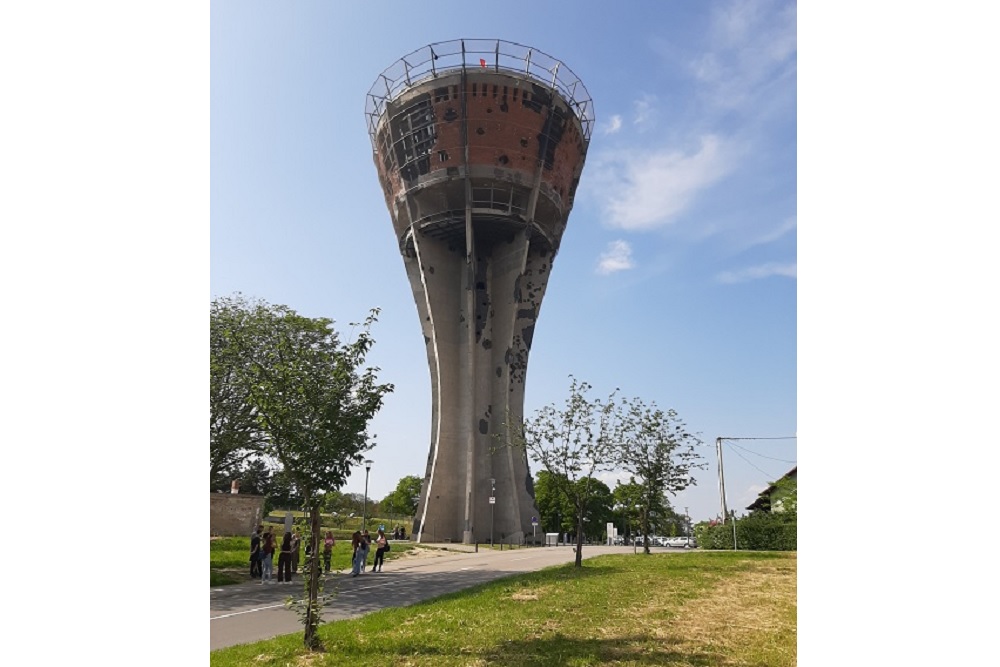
[{"left": 716, "top": 437, "right": 729, "bottom": 523}]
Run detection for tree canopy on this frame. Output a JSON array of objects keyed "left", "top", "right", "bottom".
[
  {"left": 209, "top": 293, "right": 393, "bottom": 649},
  {"left": 380, "top": 475, "right": 423, "bottom": 518},
  {"left": 509, "top": 376, "right": 703, "bottom": 560},
  {"left": 508, "top": 376, "right": 621, "bottom": 566},
  {"left": 613, "top": 398, "right": 703, "bottom": 553}
]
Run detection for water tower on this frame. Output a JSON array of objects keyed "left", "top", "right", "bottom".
[{"left": 366, "top": 39, "right": 594, "bottom": 543}]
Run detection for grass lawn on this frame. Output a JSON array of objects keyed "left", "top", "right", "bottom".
[{"left": 210, "top": 550, "right": 796, "bottom": 666}]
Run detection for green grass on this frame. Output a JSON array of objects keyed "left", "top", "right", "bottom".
[{"left": 211, "top": 551, "right": 796, "bottom": 666}]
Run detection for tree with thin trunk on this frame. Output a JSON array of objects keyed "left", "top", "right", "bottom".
[
  {"left": 213, "top": 294, "right": 393, "bottom": 650},
  {"left": 614, "top": 397, "right": 703, "bottom": 554},
  {"left": 507, "top": 376, "right": 620, "bottom": 567}
]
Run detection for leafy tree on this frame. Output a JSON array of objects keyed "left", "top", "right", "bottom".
[
  {"left": 508, "top": 377, "right": 621, "bottom": 567},
  {"left": 576, "top": 477, "right": 614, "bottom": 541},
  {"left": 612, "top": 480, "right": 644, "bottom": 541},
  {"left": 262, "top": 467, "right": 305, "bottom": 515},
  {"left": 214, "top": 295, "right": 393, "bottom": 650},
  {"left": 533, "top": 470, "right": 575, "bottom": 534},
  {"left": 380, "top": 475, "right": 422, "bottom": 518},
  {"left": 210, "top": 295, "right": 269, "bottom": 482},
  {"left": 210, "top": 456, "right": 279, "bottom": 505},
  {"left": 614, "top": 398, "right": 703, "bottom": 553}
]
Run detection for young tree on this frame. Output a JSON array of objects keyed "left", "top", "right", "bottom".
[
  {"left": 615, "top": 398, "right": 703, "bottom": 554},
  {"left": 508, "top": 377, "right": 620, "bottom": 567},
  {"left": 215, "top": 295, "right": 393, "bottom": 650}
]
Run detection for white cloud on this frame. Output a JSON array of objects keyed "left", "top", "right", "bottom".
[
  {"left": 751, "top": 216, "right": 796, "bottom": 246},
  {"left": 603, "top": 114, "right": 623, "bottom": 135},
  {"left": 716, "top": 261, "right": 796, "bottom": 284},
  {"left": 596, "top": 240, "right": 635, "bottom": 275},
  {"left": 597, "top": 135, "right": 732, "bottom": 231},
  {"left": 632, "top": 94, "right": 658, "bottom": 130},
  {"left": 691, "top": 0, "right": 797, "bottom": 111}
]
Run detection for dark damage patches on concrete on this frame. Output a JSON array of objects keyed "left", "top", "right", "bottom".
[
  {"left": 496, "top": 365, "right": 503, "bottom": 378},
  {"left": 482, "top": 338, "right": 492, "bottom": 350},
  {"left": 522, "top": 324, "right": 535, "bottom": 350},
  {"left": 479, "top": 419, "right": 489, "bottom": 435},
  {"left": 517, "top": 307, "right": 536, "bottom": 321},
  {"left": 424, "top": 335, "right": 431, "bottom": 345}
]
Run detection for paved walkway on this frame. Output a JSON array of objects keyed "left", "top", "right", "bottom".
[{"left": 211, "top": 543, "right": 672, "bottom": 650}]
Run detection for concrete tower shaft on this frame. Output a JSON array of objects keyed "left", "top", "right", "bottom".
[{"left": 366, "top": 40, "right": 593, "bottom": 544}]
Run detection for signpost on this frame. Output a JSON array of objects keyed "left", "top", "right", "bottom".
[{"left": 531, "top": 515, "right": 538, "bottom": 542}]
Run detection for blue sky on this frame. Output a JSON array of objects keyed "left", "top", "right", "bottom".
[{"left": 210, "top": 0, "right": 797, "bottom": 522}]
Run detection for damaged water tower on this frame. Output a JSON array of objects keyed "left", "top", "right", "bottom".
[{"left": 365, "top": 39, "right": 594, "bottom": 543}]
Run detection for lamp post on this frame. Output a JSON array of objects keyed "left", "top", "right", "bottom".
[
  {"left": 634, "top": 504, "right": 640, "bottom": 554},
  {"left": 489, "top": 477, "right": 496, "bottom": 547},
  {"left": 362, "top": 459, "right": 374, "bottom": 530},
  {"left": 684, "top": 506, "right": 690, "bottom": 548}
]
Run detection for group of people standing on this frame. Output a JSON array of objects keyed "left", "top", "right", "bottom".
[
  {"left": 350, "top": 528, "right": 392, "bottom": 576},
  {"left": 250, "top": 526, "right": 338, "bottom": 584}
]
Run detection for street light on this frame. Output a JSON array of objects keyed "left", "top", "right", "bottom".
[
  {"left": 362, "top": 459, "right": 374, "bottom": 530},
  {"left": 489, "top": 477, "right": 496, "bottom": 547},
  {"left": 684, "top": 506, "right": 690, "bottom": 548}
]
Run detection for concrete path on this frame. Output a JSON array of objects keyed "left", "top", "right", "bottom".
[{"left": 210, "top": 543, "right": 676, "bottom": 651}]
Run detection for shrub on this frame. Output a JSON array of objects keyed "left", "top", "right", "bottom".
[{"left": 696, "top": 513, "right": 796, "bottom": 551}]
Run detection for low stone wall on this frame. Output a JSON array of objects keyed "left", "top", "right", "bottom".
[{"left": 210, "top": 493, "right": 265, "bottom": 536}]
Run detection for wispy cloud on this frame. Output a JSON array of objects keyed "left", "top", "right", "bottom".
[
  {"left": 596, "top": 240, "right": 635, "bottom": 275},
  {"left": 595, "top": 135, "right": 732, "bottom": 231},
  {"left": 750, "top": 216, "right": 796, "bottom": 247},
  {"left": 633, "top": 94, "right": 658, "bottom": 130},
  {"left": 603, "top": 114, "right": 623, "bottom": 135},
  {"left": 716, "top": 261, "right": 796, "bottom": 284},
  {"left": 692, "top": 0, "right": 797, "bottom": 111}
]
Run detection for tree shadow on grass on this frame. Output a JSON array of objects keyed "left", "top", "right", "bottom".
[{"left": 390, "top": 634, "right": 717, "bottom": 666}]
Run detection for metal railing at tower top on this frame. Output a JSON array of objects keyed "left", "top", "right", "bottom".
[{"left": 365, "top": 38, "right": 595, "bottom": 151}]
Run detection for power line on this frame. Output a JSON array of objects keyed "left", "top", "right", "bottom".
[
  {"left": 724, "top": 443, "right": 786, "bottom": 481},
  {"left": 726, "top": 440, "right": 797, "bottom": 464},
  {"left": 715, "top": 435, "right": 796, "bottom": 525}
]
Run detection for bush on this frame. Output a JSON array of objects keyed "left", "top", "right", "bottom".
[{"left": 695, "top": 513, "right": 796, "bottom": 551}]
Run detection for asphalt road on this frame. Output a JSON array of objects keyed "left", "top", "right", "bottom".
[{"left": 211, "top": 543, "right": 667, "bottom": 651}]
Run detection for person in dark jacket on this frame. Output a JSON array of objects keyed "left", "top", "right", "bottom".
[
  {"left": 249, "top": 525, "right": 262, "bottom": 578},
  {"left": 277, "top": 532, "right": 293, "bottom": 584}
]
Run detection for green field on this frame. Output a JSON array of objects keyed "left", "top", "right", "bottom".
[{"left": 211, "top": 550, "right": 796, "bottom": 666}]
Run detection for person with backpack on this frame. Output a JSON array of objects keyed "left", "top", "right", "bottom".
[{"left": 372, "top": 528, "right": 389, "bottom": 573}]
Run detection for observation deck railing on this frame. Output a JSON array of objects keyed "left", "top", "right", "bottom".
[{"left": 365, "top": 38, "right": 594, "bottom": 151}]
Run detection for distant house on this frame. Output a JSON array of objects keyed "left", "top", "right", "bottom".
[{"left": 746, "top": 467, "right": 797, "bottom": 513}]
